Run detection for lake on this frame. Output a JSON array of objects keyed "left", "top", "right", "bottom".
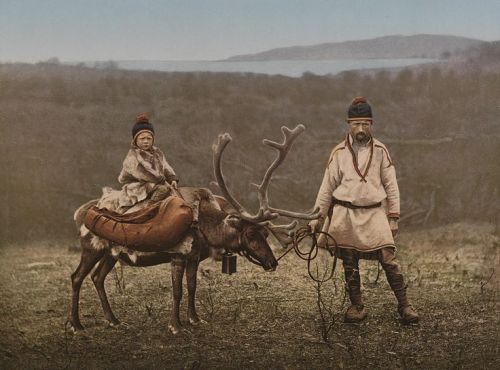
[{"left": 112, "top": 58, "right": 434, "bottom": 78}]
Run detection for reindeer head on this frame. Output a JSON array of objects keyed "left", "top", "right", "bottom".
[
  {"left": 211, "top": 125, "right": 320, "bottom": 271},
  {"left": 222, "top": 214, "right": 277, "bottom": 271}
]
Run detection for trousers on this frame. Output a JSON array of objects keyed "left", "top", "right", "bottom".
[{"left": 336, "top": 246, "right": 402, "bottom": 275}]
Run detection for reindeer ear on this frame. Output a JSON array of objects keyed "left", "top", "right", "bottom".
[{"left": 225, "top": 215, "right": 244, "bottom": 231}]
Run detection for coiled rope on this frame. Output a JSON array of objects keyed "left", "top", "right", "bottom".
[{"left": 277, "top": 226, "right": 338, "bottom": 283}]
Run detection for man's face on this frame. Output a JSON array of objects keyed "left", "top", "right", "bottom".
[
  {"left": 349, "top": 120, "right": 372, "bottom": 143},
  {"left": 136, "top": 131, "right": 154, "bottom": 150}
]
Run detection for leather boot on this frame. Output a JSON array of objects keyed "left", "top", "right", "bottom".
[
  {"left": 344, "top": 266, "right": 367, "bottom": 323},
  {"left": 385, "top": 272, "right": 419, "bottom": 324}
]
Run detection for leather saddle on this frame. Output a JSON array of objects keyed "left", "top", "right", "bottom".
[{"left": 84, "top": 196, "right": 193, "bottom": 252}]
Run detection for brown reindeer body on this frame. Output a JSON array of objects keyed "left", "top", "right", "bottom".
[
  {"left": 70, "top": 187, "right": 277, "bottom": 334},
  {"left": 69, "top": 125, "right": 319, "bottom": 335}
]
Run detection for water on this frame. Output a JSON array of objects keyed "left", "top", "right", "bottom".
[{"left": 112, "top": 59, "right": 434, "bottom": 78}]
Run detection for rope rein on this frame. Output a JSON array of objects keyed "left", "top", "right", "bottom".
[{"left": 277, "top": 226, "right": 338, "bottom": 283}]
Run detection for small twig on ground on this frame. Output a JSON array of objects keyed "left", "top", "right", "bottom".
[
  {"left": 113, "top": 262, "right": 125, "bottom": 293},
  {"left": 198, "top": 273, "right": 221, "bottom": 320},
  {"left": 365, "top": 261, "right": 381, "bottom": 285},
  {"left": 145, "top": 302, "right": 154, "bottom": 317},
  {"left": 480, "top": 269, "right": 495, "bottom": 293},
  {"left": 63, "top": 320, "right": 73, "bottom": 369},
  {"left": 232, "top": 300, "right": 242, "bottom": 323},
  {"left": 315, "top": 280, "right": 333, "bottom": 346},
  {"left": 374, "top": 262, "right": 381, "bottom": 284},
  {"left": 313, "top": 263, "right": 344, "bottom": 348}
]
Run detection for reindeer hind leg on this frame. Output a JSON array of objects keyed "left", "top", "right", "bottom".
[
  {"left": 91, "top": 254, "right": 119, "bottom": 326},
  {"left": 70, "top": 237, "right": 105, "bottom": 331}
]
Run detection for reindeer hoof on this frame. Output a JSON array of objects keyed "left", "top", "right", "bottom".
[
  {"left": 188, "top": 317, "right": 207, "bottom": 326},
  {"left": 168, "top": 324, "right": 182, "bottom": 335},
  {"left": 105, "top": 320, "right": 121, "bottom": 328},
  {"left": 108, "top": 321, "right": 130, "bottom": 330},
  {"left": 68, "top": 322, "right": 84, "bottom": 333}
]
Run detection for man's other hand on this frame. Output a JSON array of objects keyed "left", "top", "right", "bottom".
[
  {"left": 308, "top": 217, "right": 323, "bottom": 233},
  {"left": 389, "top": 218, "right": 399, "bottom": 237}
]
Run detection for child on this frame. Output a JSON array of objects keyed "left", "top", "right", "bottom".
[{"left": 97, "top": 114, "right": 178, "bottom": 213}]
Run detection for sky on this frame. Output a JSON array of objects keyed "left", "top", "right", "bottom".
[{"left": 1, "top": 0, "right": 499, "bottom": 62}]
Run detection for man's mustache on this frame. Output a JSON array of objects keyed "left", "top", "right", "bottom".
[{"left": 355, "top": 132, "right": 371, "bottom": 142}]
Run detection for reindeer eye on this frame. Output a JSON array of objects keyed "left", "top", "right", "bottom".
[
  {"left": 226, "top": 215, "right": 243, "bottom": 230},
  {"left": 246, "top": 229, "right": 256, "bottom": 238}
]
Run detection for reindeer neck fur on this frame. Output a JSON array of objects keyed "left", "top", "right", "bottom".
[{"left": 198, "top": 201, "right": 239, "bottom": 249}]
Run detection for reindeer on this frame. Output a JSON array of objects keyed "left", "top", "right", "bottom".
[{"left": 69, "top": 125, "right": 318, "bottom": 334}]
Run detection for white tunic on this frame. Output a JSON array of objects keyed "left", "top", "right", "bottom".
[{"left": 314, "top": 134, "right": 400, "bottom": 252}]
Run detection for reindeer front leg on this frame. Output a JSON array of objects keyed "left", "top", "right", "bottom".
[
  {"left": 169, "top": 254, "right": 186, "bottom": 334},
  {"left": 186, "top": 248, "right": 205, "bottom": 325}
]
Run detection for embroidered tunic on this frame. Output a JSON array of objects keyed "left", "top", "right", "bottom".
[{"left": 314, "top": 134, "right": 400, "bottom": 252}]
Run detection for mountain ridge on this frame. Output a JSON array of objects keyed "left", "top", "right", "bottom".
[{"left": 224, "top": 34, "right": 483, "bottom": 61}]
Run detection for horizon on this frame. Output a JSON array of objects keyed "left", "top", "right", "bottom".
[
  {"left": 65, "top": 33, "right": 488, "bottom": 63},
  {"left": 3, "top": 32, "right": 492, "bottom": 65},
  {"left": 1, "top": 0, "right": 499, "bottom": 63}
]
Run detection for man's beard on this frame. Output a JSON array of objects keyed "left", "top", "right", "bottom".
[{"left": 355, "top": 132, "right": 371, "bottom": 144}]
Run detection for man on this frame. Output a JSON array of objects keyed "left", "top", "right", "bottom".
[{"left": 309, "top": 97, "right": 418, "bottom": 324}]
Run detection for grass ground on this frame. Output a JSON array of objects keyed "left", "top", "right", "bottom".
[{"left": 0, "top": 222, "right": 498, "bottom": 369}]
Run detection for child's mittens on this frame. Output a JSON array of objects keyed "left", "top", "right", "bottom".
[{"left": 150, "top": 184, "right": 171, "bottom": 201}]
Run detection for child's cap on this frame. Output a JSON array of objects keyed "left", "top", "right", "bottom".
[{"left": 132, "top": 113, "right": 155, "bottom": 140}]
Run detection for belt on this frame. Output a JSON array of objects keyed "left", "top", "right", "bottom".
[{"left": 328, "top": 197, "right": 382, "bottom": 218}]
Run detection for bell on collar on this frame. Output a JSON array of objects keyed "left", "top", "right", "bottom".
[{"left": 222, "top": 252, "right": 237, "bottom": 274}]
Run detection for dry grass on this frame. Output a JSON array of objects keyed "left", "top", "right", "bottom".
[{"left": 0, "top": 223, "right": 498, "bottom": 369}]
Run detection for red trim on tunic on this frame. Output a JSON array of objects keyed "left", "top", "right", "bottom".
[
  {"left": 375, "top": 144, "right": 394, "bottom": 167},
  {"left": 345, "top": 135, "right": 374, "bottom": 183},
  {"left": 364, "top": 140, "right": 374, "bottom": 179},
  {"left": 345, "top": 135, "right": 363, "bottom": 179}
]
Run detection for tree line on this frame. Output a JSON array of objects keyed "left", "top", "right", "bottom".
[{"left": 0, "top": 53, "right": 499, "bottom": 243}]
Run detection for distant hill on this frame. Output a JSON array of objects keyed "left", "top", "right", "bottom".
[{"left": 225, "top": 34, "right": 483, "bottom": 61}]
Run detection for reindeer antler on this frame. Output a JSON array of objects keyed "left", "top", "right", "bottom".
[
  {"left": 261, "top": 220, "right": 298, "bottom": 246},
  {"left": 212, "top": 133, "right": 279, "bottom": 222},
  {"left": 212, "top": 125, "right": 320, "bottom": 230},
  {"left": 252, "top": 125, "right": 320, "bottom": 220}
]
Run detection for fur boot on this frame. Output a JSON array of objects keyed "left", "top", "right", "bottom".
[
  {"left": 344, "top": 266, "right": 367, "bottom": 323},
  {"left": 385, "top": 272, "right": 419, "bottom": 324}
]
